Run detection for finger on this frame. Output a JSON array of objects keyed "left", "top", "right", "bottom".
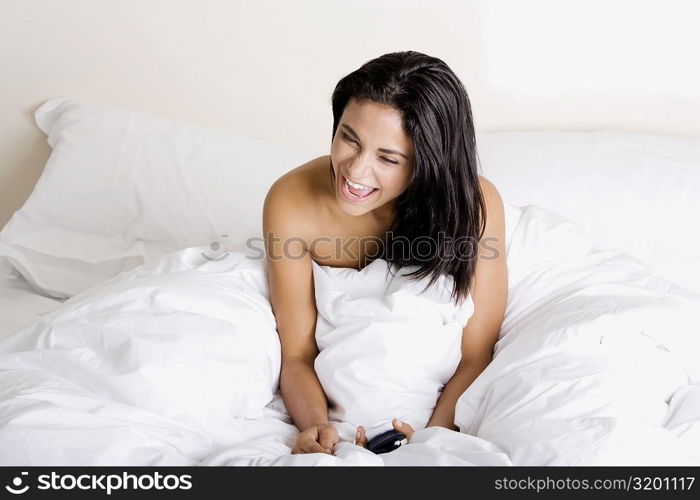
[
  {"left": 318, "top": 426, "right": 339, "bottom": 452},
  {"left": 303, "top": 435, "right": 332, "bottom": 455},
  {"left": 355, "top": 426, "right": 368, "bottom": 448},
  {"left": 293, "top": 432, "right": 331, "bottom": 455},
  {"left": 291, "top": 438, "right": 307, "bottom": 455},
  {"left": 291, "top": 440, "right": 307, "bottom": 455},
  {"left": 354, "top": 426, "right": 362, "bottom": 447},
  {"left": 392, "top": 418, "right": 415, "bottom": 441}
]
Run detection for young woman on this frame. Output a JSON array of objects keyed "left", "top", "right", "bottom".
[{"left": 263, "top": 51, "right": 507, "bottom": 455}]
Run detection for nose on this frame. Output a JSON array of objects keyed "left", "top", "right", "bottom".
[{"left": 346, "top": 152, "right": 374, "bottom": 181}]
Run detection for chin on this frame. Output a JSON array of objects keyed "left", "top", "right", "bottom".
[{"left": 338, "top": 200, "right": 371, "bottom": 216}]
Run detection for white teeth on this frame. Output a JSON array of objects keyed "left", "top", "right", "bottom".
[{"left": 345, "top": 178, "right": 374, "bottom": 190}]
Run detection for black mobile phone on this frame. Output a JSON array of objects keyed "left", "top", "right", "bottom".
[{"left": 366, "top": 429, "right": 407, "bottom": 454}]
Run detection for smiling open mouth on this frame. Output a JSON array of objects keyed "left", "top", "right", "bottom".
[{"left": 341, "top": 174, "right": 378, "bottom": 201}]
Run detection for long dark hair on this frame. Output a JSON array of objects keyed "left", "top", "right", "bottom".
[{"left": 330, "top": 50, "right": 486, "bottom": 306}]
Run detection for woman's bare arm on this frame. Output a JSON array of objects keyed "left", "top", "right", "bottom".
[
  {"left": 427, "top": 176, "right": 508, "bottom": 430},
  {"left": 263, "top": 178, "right": 338, "bottom": 453}
]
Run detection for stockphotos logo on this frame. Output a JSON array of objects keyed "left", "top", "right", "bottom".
[
  {"left": 3, "top": 471, "right": 193, "bottom": 495},
  {"left": 5, "top": 472, "right": 29, "bottom": 494}
]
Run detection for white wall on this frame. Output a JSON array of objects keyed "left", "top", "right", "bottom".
[{"left": 2, "top": 0, "right": 699, "bottom": 227}]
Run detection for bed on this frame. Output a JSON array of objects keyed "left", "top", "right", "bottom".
[{"left": 0, "top": 97, "right": 699, "bottom": 466}]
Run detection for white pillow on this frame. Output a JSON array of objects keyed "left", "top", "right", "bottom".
[
  {"left": 476, "top": 130, "right": 700, "bottom": 293},
  {"left": 0, "top": 97, "right": 313, "bottom": 298}
]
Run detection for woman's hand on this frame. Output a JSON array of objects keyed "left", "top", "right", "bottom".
[
  {"left": 292, "top": 423, "right": 340, "bottom": 455},
  {"left": 354, "top": 418, "right": 415, "bottom": 449}
]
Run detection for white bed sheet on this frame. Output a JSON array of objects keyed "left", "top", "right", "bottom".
[
  {"left": 0, "top": 257, "right": 63, "bottom": 340},
  {"left": 1, "top": 205, "right": 699, "bottom": 466}
]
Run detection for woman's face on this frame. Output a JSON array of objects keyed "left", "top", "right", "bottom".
[{"left": 330, "top": 97, "right": 414, "bottom": 218}]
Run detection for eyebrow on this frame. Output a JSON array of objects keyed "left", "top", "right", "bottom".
[{"left": 340, "top": 124, "right": 409, "bottom": 160}]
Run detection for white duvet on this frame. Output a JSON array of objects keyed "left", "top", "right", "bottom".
[{"left": 1, "top": 204, "right": 699, "bottom": 466}]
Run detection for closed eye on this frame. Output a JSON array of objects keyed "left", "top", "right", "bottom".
[
  {"left": 341, "top": 131, "right": 358, "bottom": 145},
  {"left": 341, "top": 132, "right": 398, "bottom": 165}
]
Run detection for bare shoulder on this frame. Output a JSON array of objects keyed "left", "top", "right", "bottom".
[
  {"left": 478, "top": 175, "right": 504, "bottom": 213},
  {"left": 266, "top": 157, "right": 321, "bottom": 199},
  {"left": 477, "top": 175, "right": 505, "bottom": 239},
  {"left": 478, "top": 175, "right": 502, "bottom": 204},
  {"left": 263, "top": 156, "right": 328, "bottom": 240}
]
